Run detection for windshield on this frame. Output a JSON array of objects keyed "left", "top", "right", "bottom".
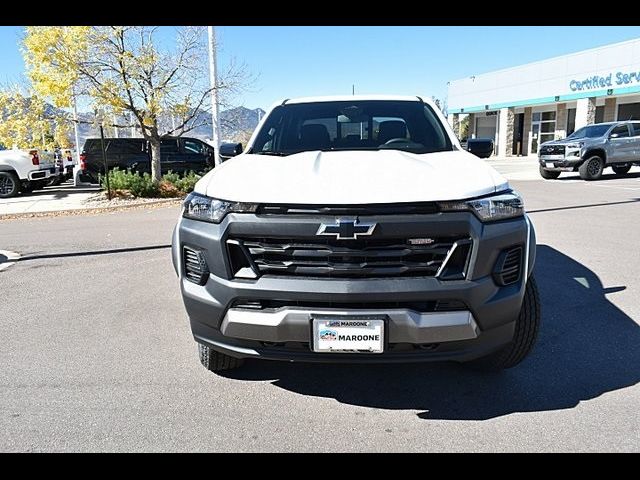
[
  {"left": 249, "top": 100, "right": 453, "bottom": 156},
  {"left": 567, "top": 124, "right": 611, "bottom": 139}
]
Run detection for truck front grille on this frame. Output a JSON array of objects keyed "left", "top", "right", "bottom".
[
  {"left": 227, "top": 236, "right": 472, "bottom": 279},
  {"left": 539, "top": 145, "right": 565, "bottom": 156}
]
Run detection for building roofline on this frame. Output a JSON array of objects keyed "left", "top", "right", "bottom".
[{"left": 448, "top": 36, "right": 640, "bottom": 85}]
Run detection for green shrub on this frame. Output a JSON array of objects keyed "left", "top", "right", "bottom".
[
  {"left": 171, "top": 171, "right": 201, "bottom": 194},
  {"left": 101, "top": 168, "right": 201, "bottom": 198},
  {"left": 101, "top": 168, "right": 158, "bottom": 198}
]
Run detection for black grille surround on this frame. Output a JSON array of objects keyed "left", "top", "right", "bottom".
[
  {"left": 539, "top": 145, "right": 566, "bottom": 156},
  {"left": 227, "top": 236, "right": 472, "bottom": 279}
]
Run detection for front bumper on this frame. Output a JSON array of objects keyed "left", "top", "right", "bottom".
[
  {"left": 172, "top": 211, "right": 536, "bottom": 363},
  {"left": 539, "top": 154, "right": 582, "bottom": 171}
]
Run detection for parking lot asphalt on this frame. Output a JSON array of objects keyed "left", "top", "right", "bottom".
[{"left": 0, "top": 160, "right": 639, "bottom": 452}]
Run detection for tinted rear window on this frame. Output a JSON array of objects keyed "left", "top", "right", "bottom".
[
  {"left": 82, "top": 139, "right": 101, "bottom": 153},
  {"left": 106, "top": 139, "right": 145, "bottom": 154}
]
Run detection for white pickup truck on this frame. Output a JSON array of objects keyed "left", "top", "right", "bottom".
[{"left": 0, "top": 148, "right": 60, "bottom": 198}]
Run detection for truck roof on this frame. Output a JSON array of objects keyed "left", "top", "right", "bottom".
[{"left": 283, "top": 94, "right": 425, "bottom": 105}]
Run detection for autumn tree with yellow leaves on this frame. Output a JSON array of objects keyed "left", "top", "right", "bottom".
[
  {"left": 0, "top": 87, "right": 72, "bottom": 150},
  {"left": 23, "top": 26, "right": 246, "bottom": 182}
]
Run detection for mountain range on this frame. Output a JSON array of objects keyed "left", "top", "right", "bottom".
[{"left": 75, "top": 106, "right": 266, "bottom": 146}]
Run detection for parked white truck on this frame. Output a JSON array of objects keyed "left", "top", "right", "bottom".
[{"left": 0, "top": 148, "right": 60, "bottom": 198}]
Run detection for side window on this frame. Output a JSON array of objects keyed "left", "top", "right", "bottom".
[
  {"left": 183, "top": 139, "right": 205, "bottom": 155},
  {"left": 252, "top": 108, "right": 284, "bottom": 152},
  {"left": 632, "top": 123, "right": 640, "bottom": 136},
  {"left": 106, "top": 140, "right": 144, "bottom": 154},
  {"left": 84, "top": 140, "right": 101, "bottom": 153},
  {"left": 160, "top": 138, "right": 180, "bottom": 154},
  {"left": 611, "top": 125, "right": 630, "bottom": 138}
]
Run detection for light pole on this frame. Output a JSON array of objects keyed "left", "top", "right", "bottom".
[{"left": 207, "top": 26, "right": 221, "bottom": 166}]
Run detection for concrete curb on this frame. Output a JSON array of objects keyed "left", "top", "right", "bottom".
[{"left": 0, "top": 198, "right": 183, "bottom": 221}]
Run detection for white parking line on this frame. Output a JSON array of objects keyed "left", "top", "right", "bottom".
[{"left": 0, "top": 250, "right": 21, "bottom": 272}]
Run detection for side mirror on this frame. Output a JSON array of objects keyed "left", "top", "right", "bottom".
[
  {"left": 609, "top": 133, "right": 620, "bottom": 139},
  {"left": 219, "top": 142, "right": 243, "bottom": 161},
  {"left": 466, "top": 138, "right": 494, "bottom": 158}
]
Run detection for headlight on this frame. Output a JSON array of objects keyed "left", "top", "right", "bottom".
[
  {"left": 439, "top": 191, "right": 524, "bottom": 222},
  {"left": 182, "top": 192, "right": 258, "bottom": 223},
  {"left": 566, "top": 142, "right": 584, "bottom": 149}
]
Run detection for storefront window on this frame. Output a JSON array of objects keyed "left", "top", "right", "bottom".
[{"left": 530, "top": 110, "right": 556, "bottom": 154}]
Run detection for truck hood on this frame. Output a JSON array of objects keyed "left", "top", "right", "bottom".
[
  {"left": 196, "top": 149, "right": 508, "bottom": 204},
  {"left": 541, "top": 137, "right": 589, "bottom": 146}
]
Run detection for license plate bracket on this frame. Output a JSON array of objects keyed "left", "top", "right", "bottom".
[{"left": 311, "top": 315, "right": 385, "bottom": 353}]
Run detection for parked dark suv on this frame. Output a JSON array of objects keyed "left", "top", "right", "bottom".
[{"left": 79, "top": 137, "right": 215, "bottom": 184}]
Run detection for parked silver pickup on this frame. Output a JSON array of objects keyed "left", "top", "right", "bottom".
[{"left": 538, "top": 121, "right": 640, "bottom": 180}]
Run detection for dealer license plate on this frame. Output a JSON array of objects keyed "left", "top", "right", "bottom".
[
  {"left": 312, "top": 315, "right": 385, "bottom": 353},
  {"left": 545, "top": 162, "right": 555, "bottom": 168}
]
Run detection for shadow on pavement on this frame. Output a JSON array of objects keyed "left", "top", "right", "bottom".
[
  {"left": 221, "top": 245, "right": 639, "bottom": 420},
  {"left": 17, "top": 244, "right": 171, "bottom": 262},
  {"left": 557, "top": 171, "right": 640, "bottom": 181},
  {"left": 20, "top": 186, "right": 100, "bottom": 199}
]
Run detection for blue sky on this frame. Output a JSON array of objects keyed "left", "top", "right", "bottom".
[{"left": 3, "top": 26, "right": 640, "bottom": 111}]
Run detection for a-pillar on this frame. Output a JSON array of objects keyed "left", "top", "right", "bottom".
[
  {"left": 497, "top": 107, "right": 515, "bottom": 156},
  {"left": 575, "top": 97, "right": 597, "bottom": 129}
]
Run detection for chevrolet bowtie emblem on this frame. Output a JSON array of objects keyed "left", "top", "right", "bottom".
[{"left": 316, "top": 219, "right": 376, "bottom": 240}]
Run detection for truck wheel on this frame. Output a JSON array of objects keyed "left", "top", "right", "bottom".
[
  {"left": 539, "top": 166, "right": 561, "bottom": 179},
  {"left": 0, "top": 171, "right": 20, "bottom": 198},
  {"left": 612, "top": 165, "right": 631, "bottom": 175},
  {"left": 198, "top": 343, "right": 244, "bottom": 372},
  {"left": 578, "top": 155, "right": 604, "bottom": 180},
  {"left": 467, "top": 276, "right": 541, "bottom": 372}
]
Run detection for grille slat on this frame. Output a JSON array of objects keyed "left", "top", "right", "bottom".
[{"left": 230, "top": 237, "right": 468, "bottom": 278}]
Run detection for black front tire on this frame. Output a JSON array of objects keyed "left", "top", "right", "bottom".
[
  {"left": 467, "top": 276, "right": 541, "bottom": 372},
  {"left": 198, "top": 343, "right": 244, "bottom": 372},
  {"left": 0, "top": 171, "right": 20, "bottom": 199},
  {"left": 579, "top": 155, "right": 604, "bottom": 180},
  {"left": 539, "top": 166, "right": 561, "bottom": 179},
  {"left": 612, "top": 165, "right": 631, "bottom": 175}
]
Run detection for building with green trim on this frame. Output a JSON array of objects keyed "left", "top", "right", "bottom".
[{"left": 447, "top": 38, "right": 640, "bottom": 156}]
